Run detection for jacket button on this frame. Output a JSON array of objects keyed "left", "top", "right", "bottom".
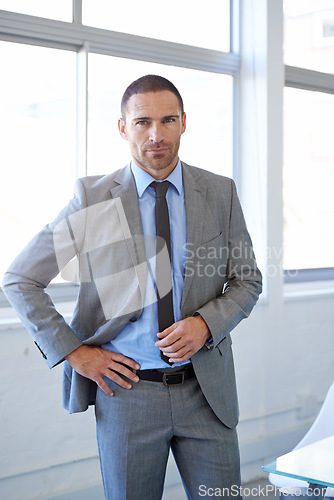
[{"left": 129, "top": 317, "right": 137, "bottom": 322}]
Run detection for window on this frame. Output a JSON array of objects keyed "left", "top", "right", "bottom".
[
  {"left": 283, "top": 88, "right": 334, "bottom": 272},
  {"left": 82, "top": 0, "right": 230, "bottom": 52},
  {"left": 0, "top": 42, "right": 76, "bottom": 282},
  {"left": 283, "top": 0, "right": 334, "bottom": 281},
  {"left": 0, "top": 0, "right": 72, "bottom": 22},
  {"left": 323, "top": 17, "right": 334, "bottom": 39},
  {"left": 284, "top": 0, "right": 334, "bottom": 73}
]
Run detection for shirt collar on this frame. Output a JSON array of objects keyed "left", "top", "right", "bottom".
[{"left": 131, "top": 159, "right": 183, "bottom": 198}]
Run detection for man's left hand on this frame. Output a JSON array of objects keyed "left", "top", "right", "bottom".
[{"left": 155, "top": 315, "right": 211, "bottom": 363}]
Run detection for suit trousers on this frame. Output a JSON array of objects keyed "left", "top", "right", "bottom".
[{"left": 95, "top": 373, "right": 242, "bottom": 500}]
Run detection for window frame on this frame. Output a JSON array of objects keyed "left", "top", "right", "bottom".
[{"left": 283, "top": 67, "right": 334, "bottom": 283}]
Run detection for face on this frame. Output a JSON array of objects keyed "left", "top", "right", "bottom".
[{"left": 118, "top": 90, "right": 186, "bottom": 180}]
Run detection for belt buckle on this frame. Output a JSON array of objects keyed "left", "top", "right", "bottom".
[{"left": 163, "top": 371, "right": 185, "bottom": 386}]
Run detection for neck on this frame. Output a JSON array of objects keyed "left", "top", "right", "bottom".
[{"left": 134, "top": 159, "right": 178, "bottom": 181}]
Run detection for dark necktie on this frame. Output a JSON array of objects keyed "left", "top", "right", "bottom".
[{"left": 151, "top": 181, "right": 174, "bottom": 365}]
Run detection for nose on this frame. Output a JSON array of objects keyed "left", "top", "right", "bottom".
[{"left": 149, "top": 122, "right": 164, "bottom": 144}]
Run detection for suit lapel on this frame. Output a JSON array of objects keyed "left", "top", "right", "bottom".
[
  {"left": 108, "top": 162, "right": 207, "bottom": 314},
  {"left": 110, "top": 165, "right": 147, "bottom": 301},
  {"left": 181, "top": 162, "right": 207, "bottom": 309}
]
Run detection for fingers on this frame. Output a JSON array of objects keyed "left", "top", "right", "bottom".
[
  {"left": 161, "top": 343, "right": 191, "bottom": 357},
  {"left": 155, "top": 329, "right": 180, "bottom": 348},
  {"left": 166, "top": 353, "right": 192, "bottom": 364},
  {"left": 104, "top": 370, "right": 138, "bottom": 391},
  {"left": 165, "top": 348, "right": 193, "bottom": 364},
  {"left": 67, "top": 346, "right": 142, "bottom": 396},
  {"left": 99, "top": 351, "right": 140, "bottom": 392},
  {"left": 155, "top": 325, "right": 188, "bottom": 351},
  {"left": 109, "top": 351, "right": 140, "bottom": 371},
  {"left": 95, "top": 366, "right": 139, "bottom": 397},
  {"left": 97, "top": 379, "right": 115, "bottom": 397},
  {"left": 106, "top": 360, "right": 140, "bottom": 388},
  {"left": 156, "top": 323, "right": 178, "bottom": 339},
  {"left": 95, "top": 363, "right": 139, "bottom": 396},
  {"left": 161, "top": 341, "right": 193, "bottom": 363},
  {"left": 155, "top": 317, "right": 210, "bottom": 361}
]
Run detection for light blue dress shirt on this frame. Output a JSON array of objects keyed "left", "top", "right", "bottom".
[{"left": 103, "top": 159, "right": 188, "bottom": 369}]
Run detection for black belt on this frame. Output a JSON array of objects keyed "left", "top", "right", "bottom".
[{"left": 135, "top": 364, "right": 195, "bottom": 386}]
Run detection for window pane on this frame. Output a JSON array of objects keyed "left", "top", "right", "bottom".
[
  {"left": 284, "top": 0, "right": 334, "bottom": 73},
  {"left": 87, "top": 55, "right": 233, "bottom": 179},
  {"left": 82, "top": 0, "right": 230, "bottom": 52},
  {"left": 0, "top": 42, "right": 76, "bottom": 281},
  {"left": 283, "top": 87, "right": 334, "bottom": 270},
  {"left": 0, "top": 0, "right": 72, "bottom": 21}
]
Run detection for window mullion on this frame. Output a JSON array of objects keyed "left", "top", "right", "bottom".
[
  {"left": 0, "top": 10, "right": 240, "bottom": 76},
  {"left": 285, "top": 65, "right": 334, "bottom": 95},
  {"left": 76, "top": 42, "right": 89, "bottom": 178},
  {"left": 230, "top": 0, "right": 240, "bottom": 55},
  {"left": 73, "top": 0, "right": 83, "bottom": 25}
]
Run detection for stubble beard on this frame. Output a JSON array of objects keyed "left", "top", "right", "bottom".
[{"left": 141, "top": 138, "right": 181, "bottom": 174}]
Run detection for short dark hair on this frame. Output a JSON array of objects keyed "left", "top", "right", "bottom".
[{"left": 121, "top": 75, "right": 184, "bottom": 119}]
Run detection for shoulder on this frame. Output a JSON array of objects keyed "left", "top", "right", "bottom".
[
  {"left": 77, "top": 164, "right": 130, "bottom": 190},
  {"left": 74, "top": 164, "right": 132, "bottom": 204},
  {"left": 181, "top": 161, "right": 235, "bottom": 192}
]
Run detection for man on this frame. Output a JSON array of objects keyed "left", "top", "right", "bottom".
[{"left": 2, "top": 75, "right": 262, "bottom": 499}]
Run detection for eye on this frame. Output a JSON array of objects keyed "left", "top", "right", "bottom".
[
  {"left": 136, "top": 120, "right": 149, "bottom": 126},
  {"left": 164, "top": 117, "right": 176, "bottom": 123}
]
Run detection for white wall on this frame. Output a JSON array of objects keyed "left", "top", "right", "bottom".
[{"left": 0, "top": 305, "right": 101, "bottom": 500}]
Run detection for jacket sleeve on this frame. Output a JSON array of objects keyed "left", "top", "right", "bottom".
[
  {"left": 1, "top": 180, "right": 87, "bottom": 368},
  {"left": 196, "top": 179, "right": 262, "bottom": 347}
]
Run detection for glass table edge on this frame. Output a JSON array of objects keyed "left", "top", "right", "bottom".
[{"left": 262, "top": 462, "right": 334, "bottom": 488}]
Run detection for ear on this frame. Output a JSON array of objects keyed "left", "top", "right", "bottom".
[
  {"left": 181, "top": 112, "right": 187, "bottom": 134},
  {"left": 118, "top": 118, "right": 128, "bottom": 140}
]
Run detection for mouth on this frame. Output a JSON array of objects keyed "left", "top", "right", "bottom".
[{"left": 146, "top": 147, "right": 169, "bottom": 154}]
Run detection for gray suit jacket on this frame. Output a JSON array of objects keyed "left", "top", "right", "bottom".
[{"left": 2, "top": 162, "right": 262, "bottom": 428}]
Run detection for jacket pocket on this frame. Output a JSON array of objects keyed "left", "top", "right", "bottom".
[
  {"left": 201, "top": 231, "right": 223, "bottom": 246},
  {"left": 217, "top": 335, "right": 232, "bottom": 356}
]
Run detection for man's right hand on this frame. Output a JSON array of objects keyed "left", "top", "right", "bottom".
[{"left": 65, "top": 345, "right": 140, "bottom": 396}]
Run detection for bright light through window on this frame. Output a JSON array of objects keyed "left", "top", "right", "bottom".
[
  {"left": 0, "top": 0, "right": 72, "bottom": 21},
  {"left": 82, "top": 0, "right": 230, "bottom": 52},
  {"left": 0, "top": 42, "right": 76, "bottom": 281},
  {"left": 283, "top": 87, "right": 334, "bottom": 271},
  {"left": 284, "top": 0, "right": 334, "bottom": 74}
]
